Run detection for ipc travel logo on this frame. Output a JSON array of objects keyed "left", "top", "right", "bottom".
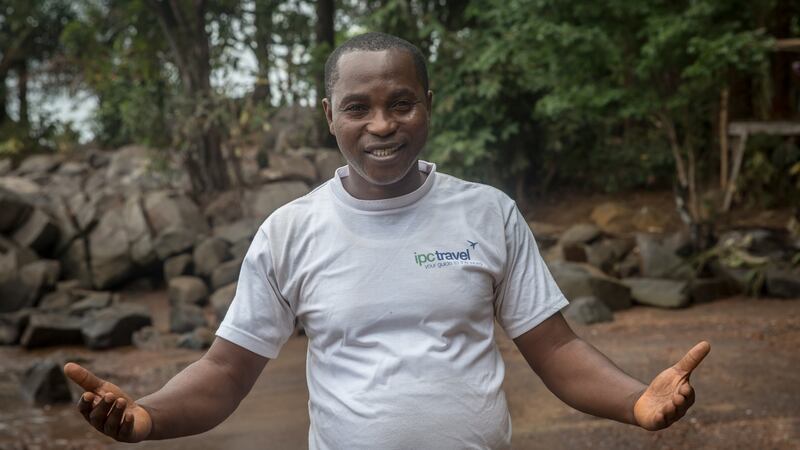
[{"left": 413, "top": 241, "right": 485, "bottom": 269}]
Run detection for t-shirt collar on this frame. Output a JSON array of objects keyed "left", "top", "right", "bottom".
[{"left": 329, "top": 160, "right": 437, "bottom": 212}]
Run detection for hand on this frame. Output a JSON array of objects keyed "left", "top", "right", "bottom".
[
  {"left": 633, "top": 341, "right": 711, "bottom": 431},
  {"left": 63, "top": 362, "right": 153, "bottom": 443}
]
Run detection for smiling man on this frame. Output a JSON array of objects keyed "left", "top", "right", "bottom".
[{"left": 64, "top": 32, "right": 710, "bottom": 449}]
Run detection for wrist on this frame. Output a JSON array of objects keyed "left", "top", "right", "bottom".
[{"left": 627, "top": 387, "right": 647, "bottom": 427}]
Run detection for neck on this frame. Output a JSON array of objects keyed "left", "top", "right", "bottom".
[{"left": 343, "top": 162, "right": 426, "bottom": 200}]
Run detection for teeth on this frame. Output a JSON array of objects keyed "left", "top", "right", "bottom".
[{"left": 372, "top": 147, "right": 398, "bottom": 157}]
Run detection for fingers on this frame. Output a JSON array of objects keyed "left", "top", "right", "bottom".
[
  {"left": 88, "top": 392, "right": 115, "bottom": 431},
  {"left": 64, "top": 362, "right": 105, "bottom": 392},
  {"left": 78, "top": 392, "right": 94, "bottom": 422},
  {"left": 673, "top": 341, "right": 711, "bottom": 374},
  {"left": 118, "top": 411, "right": 135, "bottom": 441},
  {"left": 103, "top": 398, "right": 127, "bottom": 437}
]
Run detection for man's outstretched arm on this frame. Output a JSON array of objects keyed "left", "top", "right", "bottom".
[
  {"left": 64, "top": 337, "right": 268, "bottom": 442},
  {"left": 513, "top": 312, "right": 710, "bottom": 431}
]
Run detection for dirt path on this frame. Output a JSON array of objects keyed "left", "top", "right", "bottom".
[{"left": 2, "top": 296, "right": 799, "bottom": 449}]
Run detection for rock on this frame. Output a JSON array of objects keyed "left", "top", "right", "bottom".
[
  {"left": 153, "top": 228, "right": 196, "bottom": 260},
  {"left": 562, "top": 243, "right": 587, "bottom": 263},
  {"left": 144, "top": 190, "right": 209, "bottom": 237},
  {"left": 193, "top": 237, "right": 230, "bottom": 278},
  {"left": 0, "top": 236, "right": 38, "bottom": 268},
  {"left": 88, "top": 207, "right": 134, "bottom": 289},
  {"left": 81, "top": 304, "right": 153, "bottom": 349},
  {"left": 105, "top": 145, "right": 172, "bottom": 191},
  {"left": 20, "top": 314, "right": 84, "bottom": 348},
  {"left": 16, "top": 154, "right": 62, "bottom": 176},
  {"left": 177, "top": 326, "right": 215, "bottom": 350},
  {"left": 563, "top": 296, "right": 613, "bottom": 325},
  {"left": 210, "top": 283, "right": 237, "bottom": 320},
  {"left": 0, "top": 158, "right": 11, "bottom": 175},
  {"left": 689, "top": 277, "right": 739, "bottom": 304},
  {"left": 622, "top": 277, "right": 690, "bottom": 308},
  {"left": 0, "top": 308, "right": 33, "bottom": 345},
  {"left": 170, "top": 303, "right": 207, "bottom": 333},
  {"left": 163, "top": 254, "right": 194, "bottom": 281},
  {"left": 631, "top": 206, "right": 668, "bottom": 233},
  {"left": 38, "top": 291, "right": 73, "bottom": 311},
  {"left": 57, "top": 161, "right": 89, "bottom": 176},
  {"left": 636, "top": 232, "right": 694, "bottom": 279},
  {"left": 527, "top": 221, "right": 563, "bottom": 249},
  {"left": 213, "top": 219, "right": 259, "bottom": 245},
  {"left": 314, "top": 150, "right": 345, "bottom": 181},
  {"left": 559, "top": 223, "right": 602, "bottom": 248},
  {"left": 21, "top": 360, "right": 72, "bottom": 405},
  {"left": 549, "top": 261, "right": 632, "bottom": 311},
  {"left": 168, "top": 276, "right": 209, "bottom": 306},
  {"left": 259, "top": 152, "right": 317, "bottom": 184},
  {"left": 229, "top": 240, "right": 250, "bottom": 261},
  {"left": 0, "top": 184, "right": 33, "bottom": 232},
  {"left": 12, "top": 208, "right": 60, "bottom": 254},
  {"left": 709, "top": 260, "right": 753, "bottom": 293},
  {"left": 617, "top": 249, "right": 640, "bottom": 278},
  {"left": 132, "top": 326, "right": 179, "bottom": 350},
  {"left": 0, "top": 270, "right": 32, "bottom": 313},
  {"left": 210, "top": 258, "right": 243, "bottom": 291},
  {"left": 590, "top": 202, "right": 635, "bottom": 235},
  {"left": 123, "top": 195, "right": 157, "bottom": 267},
  {"left": 243, "top": 181, "right": 309, "bottom": 222},
  {"left": 764, "top": 267, "right": 800, "bottom": 299},
  {"left": 19, "top": 259, "right": 61, "bottom": 303},
  {"left": 204, "top": 190, "right": 243, "bottom": 226},
  {"left": 59, "top": 239, "right": 93, "bottom": 288},
  {"left": 68, "top": 292, "right": 114, "bottom": 316},
  {"left": 585, "top": 237, "right": 635, "bottom": 274}
]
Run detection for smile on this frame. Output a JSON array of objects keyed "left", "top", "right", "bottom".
[{"left": 365, "top": 144, "right": 403, "bottom": 159}]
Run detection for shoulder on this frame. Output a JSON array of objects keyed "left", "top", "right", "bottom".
[
  {"left": 258, "top": 180, "right": 332, "bottom": 236},
  {"left": 434, "top": 171, "right": 518, "bottom": 221}
]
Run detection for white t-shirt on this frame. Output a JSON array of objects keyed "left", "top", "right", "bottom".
[{"left": 216, "top": 160, "right": 569, "bottom": 449}]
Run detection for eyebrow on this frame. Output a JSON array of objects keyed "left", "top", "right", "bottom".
[{"left": 337, "top": 88, "right": 420, "bottom": 107}]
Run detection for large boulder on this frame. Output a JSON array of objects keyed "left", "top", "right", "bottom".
[
  {"left": 243, "top": 181, "right": 309, "bottom": 222},
  {"left": 259, "top": 151, "right": 318, "bottom": 184},
  {"left": 764, "top": 266, "right": 800, "bottom": 299},
  {"left": 170, "top": 303, "right": 208, "bottom": 333},
  {"left": 16, "top": 154, "right": 62, "bottom": 176},
  {"left": 59, "top": 239, "right": 93, "bottom": 288},
  {"left": 549, "top": 261, "right": 632, "bottom": 311},
  {"left": 213, "top": 219, "right": 259, "bottom": 245},
  {"left": 590, "top": 202, "right": 635, "bottom": 235},
  {"left": 314, "top": 150, "right": 345, "bottom": 181},
  {"left": 585, "top": 237, "right": 634, "bottom": 274},
  {"left": 563, "top": 296, "right": 613, "bottom": 325},
  {"left": 0, "top": 308, "right": 33, "bottom": 345},
  {"left": 21, "top": 360, "right": 72, "bottom": 405},
  {"left": 622, "top": 277, "right": 690, "bottom": 308},
  {"left": 144, "top": 190, "right": 209, "bottom": 237},
  {"left": 210, "top": 282, "right": 237, "bottom": 321},
  {"left": 204, "top": 190, "right": 243, "bottom": 226},
  {"left": 177, "top": 327, "right": 215, "bottom": 350},
  {"left": 163, "top": 254, "right": 194, "bottom": 281},
  {"left": 688, "top": 277, "right": 739, "bottom": 304},
  {"left": 132, "top": 326, "right": 179, "bottom": 350},
  {"left": 210, "top": 258, "right": 243, "bottom": 291},
  {"left": 68, "top": 291, "right": 114, "bottom": 316},
  {"left": 168, "top": 276, "right": 209, "bottom": 306},
  {"left": 636, "top": 232, "right": 694, "bottom": 279},
  {"left": 20, "top": 314, "right": 84, "bottom": 348},
  {"left": 153, "top": 228, "right": 196, "bottom": 260},
  {"left": 81, "top": 304, "right": 152, "bottom": 349},
  {"left": 88, "top": 207, "right": 135, "bottom": 289},
  {"left": 12, "top": 208, "right": 60, "bottom": 254},
  {"left": 122, "top": 195, "right": 157, "bottom": 267},
  {"left": 193, "top": 237, "right": 231, "bottom": 278},
  {"left": 558, "top": 223, "right": 602, "bottom": 248},
  {"left": 0, "top": 184, "right": 33, "bottom": 232},
  {"left": 18, "top": 259, "right": 60, "bottom": 305}
]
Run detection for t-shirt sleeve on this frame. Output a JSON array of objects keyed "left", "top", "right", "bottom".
[
  {"left": 494, "top": 204, "right": 569, "bottom": 339},
  {"left": 215, "top": 227, "right": 296, "bottom": 359}
]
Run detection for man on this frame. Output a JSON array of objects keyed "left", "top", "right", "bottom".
[{"left": 64, "top": 32, "right": 710, "bottom": 448}]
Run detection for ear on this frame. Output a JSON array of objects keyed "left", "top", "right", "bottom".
[{"left": 322, "top": 98, "right": 335, "bottom": 135}]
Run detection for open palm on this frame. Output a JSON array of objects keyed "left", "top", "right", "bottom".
[
  {"left": 633, "top": 341, "right": 711, "bottom": 431},
  {"left": 64, "top": 362, "right": 153, "bottom": 443}
]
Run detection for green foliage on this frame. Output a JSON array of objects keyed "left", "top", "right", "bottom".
[{"left": 737, "top": 136, "right": 800, "bottom": 208}]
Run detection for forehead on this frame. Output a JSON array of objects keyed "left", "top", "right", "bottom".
[{"left": 332, "top": 49, "right": 423, "bottom": 101}]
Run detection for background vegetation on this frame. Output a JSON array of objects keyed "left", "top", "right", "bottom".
[{"left": 1, "top": 0, "right": 798, "bottom": 208}]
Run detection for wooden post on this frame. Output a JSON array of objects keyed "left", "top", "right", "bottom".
[
  {"left": 719, "top": 87, "right": 729, "bottom": 191},
  {"left": 722, "top": 132, "right": 748, "bottom": 212}
]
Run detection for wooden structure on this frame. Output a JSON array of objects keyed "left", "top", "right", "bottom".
[
  {"left": 718, "top": 38, "right": 800, "bottom": 212},
  {"left": 722, "top": 121, "right": 800, "bottom": 211}
]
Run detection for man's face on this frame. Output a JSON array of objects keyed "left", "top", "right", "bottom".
[{"left": 323, "top": 49, "right": 432, "bottom": 192}]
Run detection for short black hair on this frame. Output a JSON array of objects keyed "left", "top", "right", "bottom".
[{"left": 323, "top": 32, "right": 429, "bottom": 100}]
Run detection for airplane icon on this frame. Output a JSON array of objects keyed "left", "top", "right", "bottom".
[{"left": 467, "top": 240, "right": 478, "bottom": 249}]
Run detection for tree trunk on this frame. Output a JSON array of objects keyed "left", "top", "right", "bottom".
[
  {"left": 17, "top": 60, "right": 28, "bottom": 128},
  {"left": 0, "top": 72, "right": 7, "bottom": 125},
  {"left": 315, "top": 0, "right": 336, "bottom": 147},
  {"left": 252, "top": 0, "right": 275, "bottom": 105},
  {"left": 147, "top": 0, "right": 230, "bottom": 192}
]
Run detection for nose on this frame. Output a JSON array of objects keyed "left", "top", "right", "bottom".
[{"left": 366, "top": 109, "right": 397, "bottom": 137}]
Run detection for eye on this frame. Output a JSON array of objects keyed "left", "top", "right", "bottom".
[
  {"left": 342, "top": 104, "right": 368, "bottom": 113},
  {"left": 392, "top": 100, "right": 414, "bottom": 111}
]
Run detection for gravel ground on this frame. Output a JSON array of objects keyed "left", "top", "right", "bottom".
[{"left": 1, "top": 295, "right": 798, "bottom": 449}]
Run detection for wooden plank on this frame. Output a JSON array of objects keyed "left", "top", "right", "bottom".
[
  {"left": 723, "top": 133, "right": 748, "bottom": 212},
  {"left": 774, "top": 38, "right": 800, "bottom": 52},
  {"left": 728, "top": 121, "right": 800, "bottom": 136}
]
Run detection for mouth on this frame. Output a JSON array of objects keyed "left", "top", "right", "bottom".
[{"left": 364, "top": 143, "right": 403, "bottom": 160}]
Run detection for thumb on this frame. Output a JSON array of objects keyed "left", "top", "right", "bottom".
[
  {"left": 673, "top": 341, "right": 711, "bottom": 374},
  {"left": 63, "top": 362, "right": 105, "bottom": 392}
]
